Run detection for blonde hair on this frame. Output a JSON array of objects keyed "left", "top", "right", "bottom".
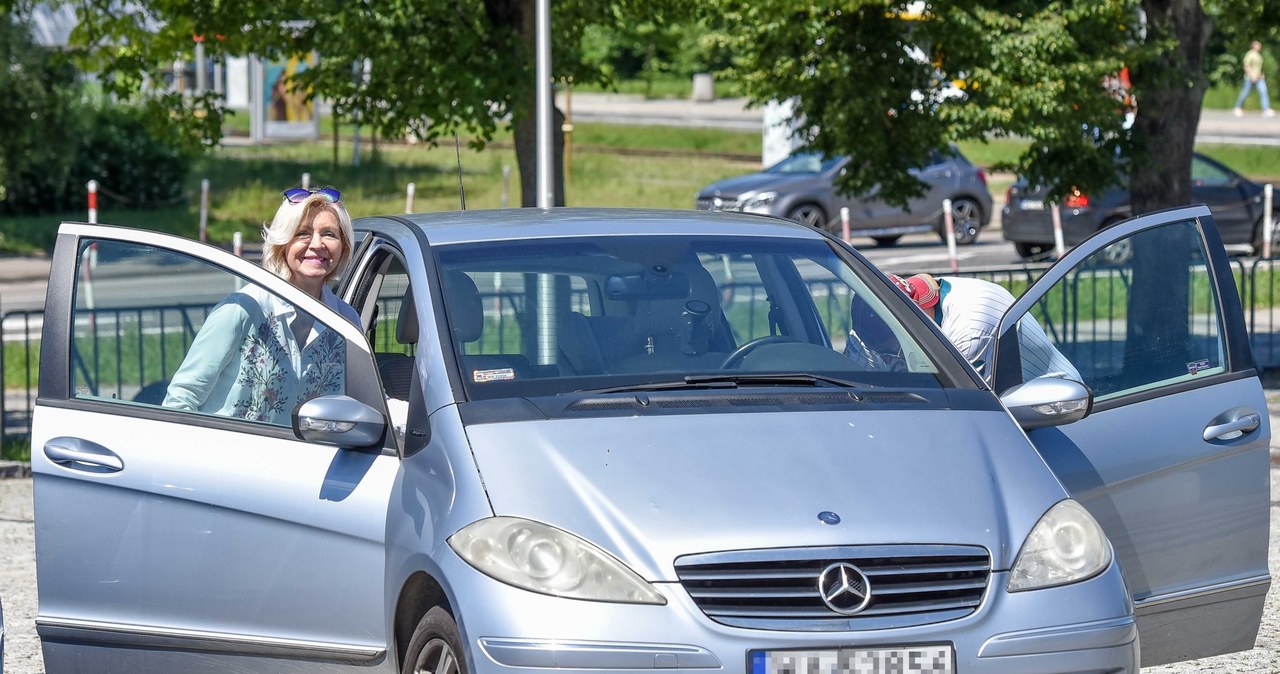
[{"left": 260, "top": 194, "right": 355, "bottom": 283}]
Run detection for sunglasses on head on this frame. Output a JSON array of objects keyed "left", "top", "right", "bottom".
[{"left": 283, "top": 187, "right": 341, "bottom": 204}]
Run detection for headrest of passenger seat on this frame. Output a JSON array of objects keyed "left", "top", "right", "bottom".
[{"left": 443, "top": 270, "right": 484, "bottom": 343}]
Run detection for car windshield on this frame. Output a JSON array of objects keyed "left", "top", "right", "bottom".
[
  {"left": 434, "top": 235, "right": 945, "bottom": 400},
  {"left": 764, "top": 153, "right": 844, "bottom": 174}
]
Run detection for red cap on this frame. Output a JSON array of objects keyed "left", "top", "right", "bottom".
[{"left": 888, "top": 273, "right": 940, "bottom": 310}]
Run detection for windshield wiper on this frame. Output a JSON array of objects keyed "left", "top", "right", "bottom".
[
  {"left": 578, "top": 373, "right": 863, "bottom": 395},
  {"left": 684, "top": 373, "right": 864, "bottom": 389}
]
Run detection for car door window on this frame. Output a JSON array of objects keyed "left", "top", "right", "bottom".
[
  {"left": 1192, "top": 156, "right": 1234, "bottom": 187},
  {"left": 1007, "top": 218, "right": 1224, "bottom": 400},
  {"left": 71, "top": 238, "right": 350, "bottom": 428}
]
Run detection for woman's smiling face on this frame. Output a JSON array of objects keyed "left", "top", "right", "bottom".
[{"left": 286, "top": 208, "right": 344, "bottom": 294}]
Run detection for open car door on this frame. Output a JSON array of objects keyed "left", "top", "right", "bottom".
[
  {"left": 32, "top": 224, "right": 398, "bottom": 672},
  {"left": 992, "top": 205, "right": 1271, "bottom": 666}
]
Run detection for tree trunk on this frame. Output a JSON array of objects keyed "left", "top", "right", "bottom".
[
  {"left": 511, "top": 0, "right": 566, "bottom": 207},
  {"left": 1125, "top": 0, "right": 1211, "bottom": 383},
  {"left": 1129, "top": 0, "right": 1211, "bottom": 215},
  {"left": 513, "top": 104, "right": 566, "bottom": 207}
]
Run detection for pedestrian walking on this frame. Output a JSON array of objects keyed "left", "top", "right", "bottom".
[{"left": 1234, "top": 40, "right": 1275, "bottom": 117}]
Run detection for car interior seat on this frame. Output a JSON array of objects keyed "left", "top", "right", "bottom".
[
  {"left": 443, "top": 270, "right": 536, "bottom": 382},
  {"left": 612, "top": 259, "right": 731, "bottom": 373},
  {"left": 375, "top": 286, "right": 418, "bottom": 401}
]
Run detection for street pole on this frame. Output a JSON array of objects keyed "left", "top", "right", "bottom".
[{"left": 535, "top": 0, "right": 553, "bottom": 210}]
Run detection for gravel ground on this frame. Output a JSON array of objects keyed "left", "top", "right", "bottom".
[{"left": 0, "top": 457, "right": 1277, "bottom": 672}]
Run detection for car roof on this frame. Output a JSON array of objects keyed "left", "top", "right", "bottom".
[{"left": 354, "top": 207, "right": 829, "bottom": 245}]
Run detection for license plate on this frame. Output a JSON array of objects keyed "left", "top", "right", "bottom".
[
  {"left": 750, "top": 645, "right": 954, "bottom": 674},
  {"left": 1019, "top": 199, "right": 1045, "bottom": 210}
]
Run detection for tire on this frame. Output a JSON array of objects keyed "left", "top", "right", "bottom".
[
  {"left": 1014, "top": 242, "right": 1047, "bottom": 259},
  {"left": 1252, "top": 213, "right": 1280, "bottom": 257},
  {"left": 785, "top": 203, "right": 828, "bottom": 229},
  {"left": 939, "top": 197, "right": 983, "bottom": 245},
  {"left": 403, "top": 607, "right": 467, "bottom": 674}
]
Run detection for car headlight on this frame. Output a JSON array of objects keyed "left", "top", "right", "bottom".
[
  {"left": 1008, "top": 500, "right": 1112, "bottom": 592},
  {"left": 740, "top": 191, "right": 778, "bottom": 209},
  {"left": 448, "top": 516, "right": 666, "bottom": 605}
]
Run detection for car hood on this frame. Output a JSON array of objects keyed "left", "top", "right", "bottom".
[
  {"left": 698, "top": 172, "right": 820, "bottom": 199},
  {"left": 464, "top": 407, "right": 1068, "bottom": 580}
]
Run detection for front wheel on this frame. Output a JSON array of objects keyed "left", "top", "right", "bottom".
[
  {"left": 785, "top": 203, "right": 828, "bottom": 229},
  {"left": 939, "top": 197, "right": 983, "bottom": 245},
  {"left": 403, "top": 607, "right": 466, "bottom": 674}
]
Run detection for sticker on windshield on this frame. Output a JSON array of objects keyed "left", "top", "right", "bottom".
[
  {"left": 473, "top": 367, "right": 516, "bottom": 383},
  {"left": 1187, "top": 359, "right": 1211, "bottom": 375}
]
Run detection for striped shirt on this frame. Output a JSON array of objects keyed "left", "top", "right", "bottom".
[{"left": 937, "top": 277, "right": 1081, "bottom": 383}]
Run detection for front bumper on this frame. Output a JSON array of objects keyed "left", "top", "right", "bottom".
[{"left": 439, "top": 550, "right": 1140, "bottom": 674}]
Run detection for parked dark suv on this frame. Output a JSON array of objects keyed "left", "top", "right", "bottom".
[
  {"left": 695, "top": 148, "right": 993, "bottom": 247},
  {"left": 1003, "top": 152, "right": 1278, "bottom": 258}
]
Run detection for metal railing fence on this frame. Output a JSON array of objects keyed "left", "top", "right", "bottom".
[{"left": 5, "top": 260, "right": 1279, "bottom": 445}]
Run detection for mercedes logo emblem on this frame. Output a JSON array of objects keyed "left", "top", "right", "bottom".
[{"left": 817, "top": 562, "right": 872, "bottom": 615}]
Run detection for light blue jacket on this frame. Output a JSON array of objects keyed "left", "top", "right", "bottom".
[{"left": 163, "top": 285, "right": 362, "bottom": 426}]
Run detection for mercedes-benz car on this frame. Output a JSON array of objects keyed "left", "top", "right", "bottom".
[
  {"left": 1003, "top": 152, "right": 1278, "bottom": 258},
  {"left": 695, "top": 149, "right": 993, "bottom": 247},
  {"left": 32, "top": 206, "right": 1268, "bottom": 673}
]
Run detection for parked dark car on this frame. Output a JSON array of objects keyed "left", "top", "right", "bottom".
[
  {"left": 1003, "top": 152, "right": 1278, "bottom": 258},
  {"left": 695, "top": 149, "right": 993, "bottom": 247}
]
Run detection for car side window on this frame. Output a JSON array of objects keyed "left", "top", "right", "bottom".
[
  {"left": 1014, "top": 219, "right": 1224, "bottom": 400},
  {"left": 70, "top": 239, "right": 348, "bottom": 428},
  {"left": 1192, "top": 156, "right": 1233, "bottom": 187}
]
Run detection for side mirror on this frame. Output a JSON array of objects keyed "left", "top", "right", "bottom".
[
  {"left": 1000, "top": 377, "right": 1093, "bottom": 430},
  {"left": 293, "top": 395, "right": 386, "bottom": 449}
]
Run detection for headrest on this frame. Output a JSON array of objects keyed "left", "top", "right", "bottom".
[
  {"left": 396, "top": 285, "right": 418, "bottom": 346},
  {"left": 443, "top": 270, "right": 484, "bottom": 343}
]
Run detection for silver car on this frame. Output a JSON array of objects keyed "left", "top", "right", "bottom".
[
  {"left": 695, "top": 150, "right": 993, "bottom": 247},
  {"left": 32, "top": 205, "right": 1269, "bottom": 673}
]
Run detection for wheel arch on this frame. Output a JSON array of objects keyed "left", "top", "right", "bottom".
[{"left": 395, "top": 571, "right": 452, "bottom": 669}]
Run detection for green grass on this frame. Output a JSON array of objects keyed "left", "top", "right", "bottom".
[
  {"left": 3, "top": 340, "right": 39, "bottom": 390},
  {"left": 5, "top": 111, "right": 1280, "bottom": 258},
  {"left": 1, "top": 437, "right": 29, "bottom": 462}
]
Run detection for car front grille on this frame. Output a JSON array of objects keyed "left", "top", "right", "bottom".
[
  {"left": 674, "top": 545, "right": 990, "bottom": 631},
  {"left": 695, "top": 197, "right": 738, "bottom": 211}
]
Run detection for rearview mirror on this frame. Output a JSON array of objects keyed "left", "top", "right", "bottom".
[
  {"left": 605, "top": 267, "right": 691, "bottom": 299},
  {"left": 293, "top": 395, "right": 386, "bottom": 449},
  {"left": 1000, "top": 377, "right": 1093, "bottom": 430}
]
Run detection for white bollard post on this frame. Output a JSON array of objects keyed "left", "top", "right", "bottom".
[
  {"left": 233, "top": 231, "right": 243, "bottom": 257},
  {"left": 198, "top": 179, "right": 210, "bottom": 242},
  {"left": 502, "top": 165, "right": 511, "bottom": 208},
  {"left": 943, "top": 198, "right": 958, "bottom": 272},
  {"left": 1051, "top": 203, "right": 1066, "bottom": 259},
  {"left": 301, "top": 172, "right": 311, "bottom": 189},
  {"left": 86, "top": 180, "right": 98, "bottom": 224},
  {"left": 405, "top": 182, "right": 416, "bottom": 214},
  {"left": 1265, "top": 184, "right": 1275, "bottom": 259},
  {"left": 840, "top": 207, "right": 851, "bottom": 244}
]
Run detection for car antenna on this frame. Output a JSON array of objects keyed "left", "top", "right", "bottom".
[{"left": 453, "top": 132, "right": 466, "bottom": 211}]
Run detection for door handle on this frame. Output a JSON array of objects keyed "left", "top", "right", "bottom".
[
  {"left": 1203, "top": 413, "right": 1261, "bottom": 442},
  {"left": 43, "top": 437, "right": 124, "bottom": 472}
]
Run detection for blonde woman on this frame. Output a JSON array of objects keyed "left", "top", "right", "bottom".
[{"left": 163, "top": 187, "right": 362, "bottom": 424}]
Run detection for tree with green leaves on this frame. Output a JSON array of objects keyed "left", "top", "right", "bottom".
[
  {"left": 0, "top": 8, "right": 86, "bottom": 212},
  {"left": 57, "top": 0, "right": 692, "bottom": 208},
  {"left": 716, "top": 0, "right": 1276, "bottom": 219}
]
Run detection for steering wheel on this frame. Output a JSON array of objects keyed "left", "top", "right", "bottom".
[{"left": 721, "top": 335, "right": 796, "bottom": 369}]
